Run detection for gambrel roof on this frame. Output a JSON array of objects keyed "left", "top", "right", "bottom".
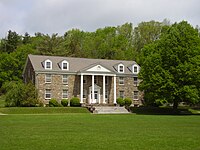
[{"left": 26, "top": 54, "right": 140, "bottom": 75}]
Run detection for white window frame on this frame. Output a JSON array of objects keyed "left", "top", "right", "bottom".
[
  {"left": 45, "top": 59, "right": 52, "bottom": 70},
  {"left": 133, "top": 91, "right": 139, "bottom": 100},
  {"left": 61, "top": 60, "right": 69, "bottom": 70},
  {"left": 62, "top": 74, "right": 68, "bottom": 84},
  {"left": 132, "top": 64, "right": 139, "bottom": 74},
  {"left": 119, "top": 91, "right": 124, "bottom": 99},
  {"left": 62, "top": 89, "right": 68, "bottom": 99},
  {"left": 45, "top": 74, "right": 52, "bottom": 83},
  {"left": 118, "top": 64, "right": 124, "bottom": 73},
  {"left": 45, "top": 89, "right": 51, "bottom": 99},
  {"left": 119, "top": 77, "right": 124, "bottom": 85}
]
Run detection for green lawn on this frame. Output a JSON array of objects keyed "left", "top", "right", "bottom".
[{"left": 0, "top": 113, "right": 200, "bottom": 150}]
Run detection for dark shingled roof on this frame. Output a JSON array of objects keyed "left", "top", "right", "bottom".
[{"left": 28, "top": 54, "right": 140, "bottom": 75}]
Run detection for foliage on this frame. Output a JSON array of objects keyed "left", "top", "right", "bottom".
[
  {"left": 70, "top": 97, "right": 81, "bottom": 107},
  {"left": 139, "top": 21, "right": 200, "bottom": 109},
  {"left": 49, "top": 98, "right": 60, "bottom": 107},
  {"left": 116, "top": 97, "right": 125, "bottom": 106},
  {"left": 61, "top": 99, "right": 68, "bottom": 107},
  {"left": 124, "top": 98, "right": 132, "bottom": 107},
  {"left": 2, "top": 81, "right": 38, "bottom": 107}
]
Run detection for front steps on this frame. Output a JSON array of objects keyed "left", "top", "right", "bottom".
[{"left": 90, "top": 106, "right": 130, "bottom": 114}]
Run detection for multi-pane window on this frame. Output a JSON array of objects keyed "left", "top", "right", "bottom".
[
  {"left": 62, "top": 75, "right": 68, "bottom": 84},
  {"left": 62, "top": 89, "right": 68, "bottom": 99},
  {"left": 119, "top": 91, "right": 124, "bottom": 99},
  {"left": 62, "top": 63, "right": 68, "bottom": 70},
  {"left": 61, "top": 60, "right": 69, "bottom": 70},
  {"left": 133, "top": 91, "right": 139, "bottom": 100},
  {"left": 133, "top": 77, "right": 138, "bottom": 85},
  {"left": 45, "top": 74, "right": 51, "bottom": 83},
  {"left": 45, "top": 89, "right": 51, "bottom": 99},
  {"left": 133, "top": 65, "right": 138, "bottom": 74},
  {"left": 118, "top": 64, "right": 124, "bottom": 73},
  {"left": 119, "top": 77, "right": 124, "bottom": 85},
  {"left": 45, "top": 60, "right": 52, "bottom": 69}
]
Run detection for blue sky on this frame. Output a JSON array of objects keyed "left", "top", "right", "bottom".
[{"left": 0, "top": 0, "right": 199, "bottom": 38}]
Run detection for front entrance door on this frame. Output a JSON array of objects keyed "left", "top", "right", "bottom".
[
  {"left": 91, "top": 91, "right": 98, "bottom": 103},
  {"left": 89, "top": 84, "right": 101, "bottom": 104}
]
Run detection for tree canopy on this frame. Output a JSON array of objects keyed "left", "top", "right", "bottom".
[{"left": 139, "top": 21, "right": 200, "bottom": 109}]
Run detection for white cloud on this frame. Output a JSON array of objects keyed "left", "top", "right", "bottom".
[{"left": 0, "top": 0, "right": 200, "bottom": 38}]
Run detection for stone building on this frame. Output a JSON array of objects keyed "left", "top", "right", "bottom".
[{"left": 23, "top": 54, "right": 143, "bottom": 106}]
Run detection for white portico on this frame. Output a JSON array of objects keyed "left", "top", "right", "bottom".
[{"left": 79, "top": 64, "right": 116, "bottom": 105}]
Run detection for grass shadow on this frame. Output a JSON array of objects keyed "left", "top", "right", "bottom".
[{"left": 130, "top": 106, "right": 200, "bottom": 115}]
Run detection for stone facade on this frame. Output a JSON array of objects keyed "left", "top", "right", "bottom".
[{"left": 23, "top": 55, "right": 143, "bottom": 106}]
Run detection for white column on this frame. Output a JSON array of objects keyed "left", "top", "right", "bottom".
[
  {"left": 92, "top": 75, "right": 95, "bottom": 103},
  {"left": 103, "top": 75, "right": 106, "bottom": 104},
  {"left": 113, "top": 75, "right": 116, "bottom": 104},
  {"left": 80, "top": 74, "right": 83, "bottom": 103}
]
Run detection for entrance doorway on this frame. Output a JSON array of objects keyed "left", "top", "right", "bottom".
[{"left": 89, "top": 84, "right": 101, "bottom": 104}]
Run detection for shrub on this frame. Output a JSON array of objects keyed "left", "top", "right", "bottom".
[
  {"left": 61, "top": 99, "right": 68, "bottom": 107},
  {"left": 3, "top": 81, "right": 39, "bottom": 107},
  {"left": 116, "top": 97, "right": 125, "bottom": 106},
  {"left": 124, "top": 98, "right": 132, "bottom": 107},
  {"left": 70, "top": 97, "right": 81, "bottom": 107},
  {"left": 49, "top": 98, "right": 60, "bottom": 107}
]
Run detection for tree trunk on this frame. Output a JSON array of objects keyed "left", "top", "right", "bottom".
[{"left": 173, "top": 100, "right": 178, "bottom": 110}]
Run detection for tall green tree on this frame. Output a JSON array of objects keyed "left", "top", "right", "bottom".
[
  {"left": 139, "top": 21, "right": 200, "bottom": 109},
  {"left": 0, "top": 30, "right": 22, "bottom": 53}
]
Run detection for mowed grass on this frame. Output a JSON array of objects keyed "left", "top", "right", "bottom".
[
  {"left": 0, "top": 107, "right": 90, "bottom": 114},
  {"left": 0, "top": 113, "right": 200, "bottom": 150}
]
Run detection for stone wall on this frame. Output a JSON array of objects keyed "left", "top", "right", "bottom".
[{"left": 35, "top": 73, "right": 143, "bottom": 106}]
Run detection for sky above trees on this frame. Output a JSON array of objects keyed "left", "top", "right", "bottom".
[{"left": 0, "top": 0, "right": 200, "bottom": 38}]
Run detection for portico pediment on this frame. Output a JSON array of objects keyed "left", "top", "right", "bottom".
[{"left": 86, "top": 64, "right": 111, "bottom": 72}]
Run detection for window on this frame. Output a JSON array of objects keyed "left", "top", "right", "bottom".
[
  {"left": 45, "top": 89, "right": 51, "bottom": 99},
  {"left": 83, "top": 89, "right": 87, "bottom": 98},
  {"left": 133, "top": 91, "right": 139, "bottom": 100},
  {"left": 63, "top": 75, "right": 68, "bottom": 84},
  {"left": 118, "top": 64, "right": 124, "bottom": 73},
  {"left": 119, "top": 77, "right": 124, "bottom": 85},
  {"left": 61, "top": 60, "right": 69, "bottom": 70},
  {"left": 45, "top": 59, "right": 52, "bottom": 69},
  {"left": 133, "top": 77, "right": 138, "bottom": 85},
  {"left": 133, "top": 65, "right": 139, "bottom": 74},
  {"left": 45, "top": 74, "right": 51, "bottom": 83},
  {"left": 119, "top": 91, "right": 124, "bottom": 99},
  {"left": 62, "top": 89, "right": 68, "bottom": 99}
]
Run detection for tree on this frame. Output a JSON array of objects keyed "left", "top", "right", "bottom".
[
  {"left": 2, "top": 81, "right": 39, "bottom": 107},
  {"left": 0, "top": 30, "right": 22, "bottom": 53},
  {"left": 139, "top": 21, "right": 200, "bottom": 109}
]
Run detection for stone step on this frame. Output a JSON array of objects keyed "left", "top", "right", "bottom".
[{"left": 93, "top": 106, "right": 130, "bottom": 114}]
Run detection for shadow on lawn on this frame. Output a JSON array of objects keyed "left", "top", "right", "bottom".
[{"left": 130, "top": 106, "right": 200, "bottom": 115}]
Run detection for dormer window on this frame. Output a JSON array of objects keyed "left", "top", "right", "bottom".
[
  {"left": 132, "top": 64, "right": 139, "bottom": 74},
  {"left": 118, "top": 64, "right": 124, "bottom": 73},
  {"left": 61, "top": 60, "right": 69, "bottom": 70},
  {"left": 44, "top": 59, "right": 52, "bottom": 70}
]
